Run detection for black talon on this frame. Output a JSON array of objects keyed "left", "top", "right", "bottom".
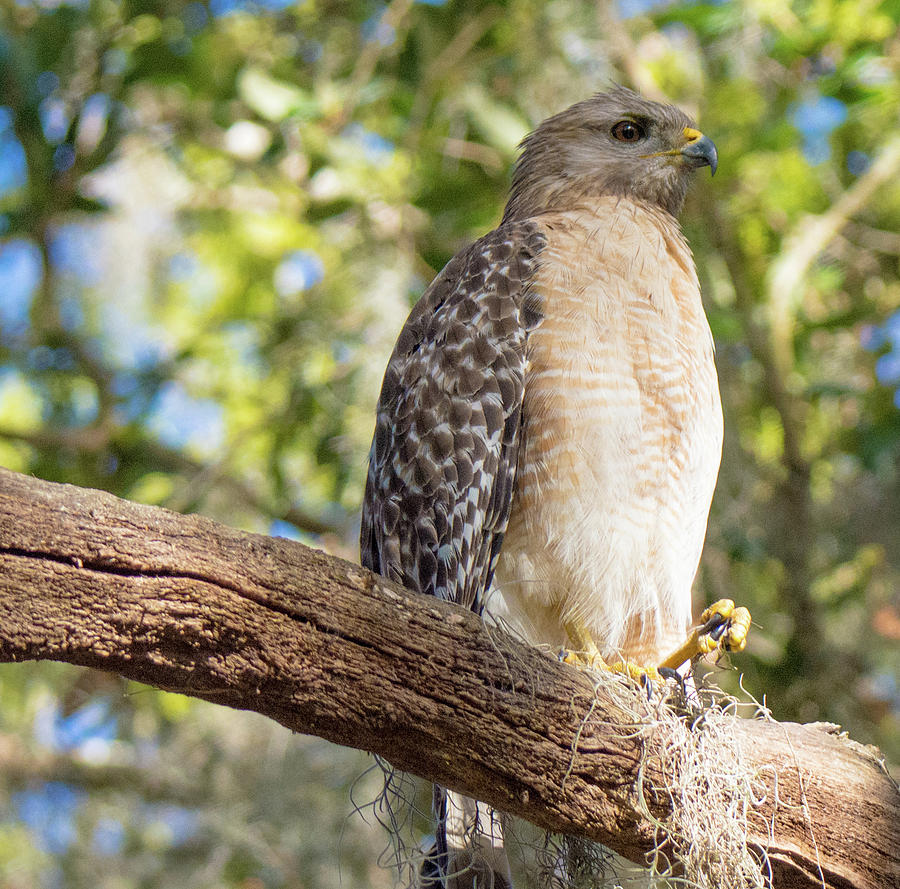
[
  {"left": 659, "top": 667, "right": 687, "bottom": 698},
  {"left": 641, "top": 671, "right": 653, "bottom": 700},
  {"left": 702, "top": 612, "right": 729, "bottom": 640}
]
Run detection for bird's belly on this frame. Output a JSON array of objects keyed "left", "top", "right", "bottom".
[
  {"left": 490, "top": 236, "right": 722, "bottom": 663},
  {"left": 492, "top": 427, "right": 716, "bottom": 663}
]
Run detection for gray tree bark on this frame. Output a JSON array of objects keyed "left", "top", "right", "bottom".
[{"left": 0, "top": 467, "right": 896, "bottom": 889}]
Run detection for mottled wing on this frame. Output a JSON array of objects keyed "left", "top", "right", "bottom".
[{"left": 361, "top": 221, "right": 546, "bottom": 612}]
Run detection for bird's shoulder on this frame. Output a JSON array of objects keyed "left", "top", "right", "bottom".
[{"left": 392, "top": 218, "right": 548, "bottom": 359}]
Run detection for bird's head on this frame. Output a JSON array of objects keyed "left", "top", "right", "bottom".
[{"left": 503, "top": 86, "right": 717, "bottom": 222}]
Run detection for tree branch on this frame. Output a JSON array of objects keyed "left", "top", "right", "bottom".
[{"left": 0, "top": 467, "right": 896, "bottom": 889}]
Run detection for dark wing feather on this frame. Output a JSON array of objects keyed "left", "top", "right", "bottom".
[{"left": 360, "top": 220, "right": 546, "bottom": 612}]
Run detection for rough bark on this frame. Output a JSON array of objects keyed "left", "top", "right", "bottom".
[{"left": 0, "top": 467, "right": 896, "bottom": 889}]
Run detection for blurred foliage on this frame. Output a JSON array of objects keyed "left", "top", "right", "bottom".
[{"left": 1, "top": 0, "right": 899, "bottom": 886}]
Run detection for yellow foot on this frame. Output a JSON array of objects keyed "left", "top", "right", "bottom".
[
  {"left": 561, "top": 648, "right": 664, "bottom": 683},
  {"left": 560, "top": 621, "right": 672, "bottom": 691},
  {"left": 698, "top": 599, "right": 751, "bottom": 655},
  {"left": 608, "top": 660, "right": 666, "bottom": 684},
  {"left": 659, "top": 599, "right": 752, "bottom": 671}
]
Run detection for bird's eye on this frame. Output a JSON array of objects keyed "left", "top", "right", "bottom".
[{"left": 611, "top": 120, "right": 645, "bottom": 142}]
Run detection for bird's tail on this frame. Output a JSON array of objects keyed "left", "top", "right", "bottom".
[{"left": 417, "top": 786, "right": 513, "bottom": 889}]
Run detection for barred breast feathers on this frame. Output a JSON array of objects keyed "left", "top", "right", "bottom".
[{"left": 492, "top": 197, "right": 722, "bottom": 662}]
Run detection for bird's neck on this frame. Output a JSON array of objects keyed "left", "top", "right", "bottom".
[{"left": 502, "top": 165, "right": 689, "bottom": 224}]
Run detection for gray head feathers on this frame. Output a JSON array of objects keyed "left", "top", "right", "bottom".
[{"left": 503, "top": 86, "right": 714, "bottom": 222}]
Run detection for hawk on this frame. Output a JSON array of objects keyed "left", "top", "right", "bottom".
[{"left": 361, "top": 87, "right": 750, "bottom": 889}]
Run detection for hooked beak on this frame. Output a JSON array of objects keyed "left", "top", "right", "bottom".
[{"left": 680, "top": 127, "right": 718, "bottom": 176}]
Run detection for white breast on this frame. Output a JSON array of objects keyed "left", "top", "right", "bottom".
[{"left": 491, "top": 198, "right": 723, "bottom": 663}]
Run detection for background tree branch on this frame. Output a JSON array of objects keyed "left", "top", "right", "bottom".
[{"left": 0, "top": 467, "right": 897, "bottom": 889}]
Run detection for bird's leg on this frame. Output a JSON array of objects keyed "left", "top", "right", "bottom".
[
  {"left": 561, "top": 619, "right": 605, "bottom": 666},
  {"left": 658, "top": 599, "right": 751, "bottom": 671},
  {"left": 562, "top": 620, "right": 663, "bottom": 683}
]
